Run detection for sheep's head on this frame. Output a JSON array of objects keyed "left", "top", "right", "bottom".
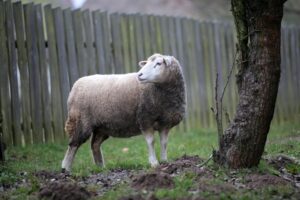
[{"left": 137, "top": 54, "right": 174, "bottom": 84}]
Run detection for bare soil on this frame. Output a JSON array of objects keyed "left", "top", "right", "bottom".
[
  {"left": 131, "top": 172, "right": 174, "bottom": 190},
  {"left": 2, "top": 154, "right": 300, "bottom": 199},
  {"left": 156, "top": 154, "right": 204, "bottom": 175},
  {"left": 38, "top": 182, "right": 91, "bottom": 200}
]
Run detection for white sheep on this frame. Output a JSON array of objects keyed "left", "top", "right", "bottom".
[{"left": 61, "top": 53, "right": 186, "bottom": 172}]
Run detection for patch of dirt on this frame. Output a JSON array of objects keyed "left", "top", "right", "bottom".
[
  {"left": 35, "top": 170, "right": 72, "bottom": 182},
  {"left": 79, "top": 168, "right": 135, "bottom": 195},
  {"left": 266, "top": 155, "right": 300, "bottom": 188},
  {"left": 119, "top": 194, "right": 158, "bottom": 200},
  {"left": 198, "top": 181, "right": 236, "bottom": 194},
  {"left": 3, "top": 154, "right": 300, "bottom": 200},
  {"left": 244, "top": 174, "right": 289, "bottom": 189},
  {"left": 156, "top": 154, "right": 204, "bottom": 175},
  {"left": 38, "top": 182, "right": 91, "bottom": 200},
  {"left": 34, "top": 168, "right": 136, "bottom": 196},
  {"left": 131, "top": 172, "right": 174, "bottom": 190},
  {"left": 267, "top": 155, "right": 296, "bottom": 170}
]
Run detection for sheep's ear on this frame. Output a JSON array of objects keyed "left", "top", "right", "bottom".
[
  {"left": 163, "top": 56, "right": 173, "bottom": 67},
  {"left": 139, "top": 61, "right": 147, "bottom": 68}
]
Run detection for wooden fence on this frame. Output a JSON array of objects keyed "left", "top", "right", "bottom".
[{"left": 0, "top": 0, "right": 299, "bottom": 146}]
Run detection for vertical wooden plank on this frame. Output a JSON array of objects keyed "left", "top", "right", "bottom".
[
  {"left": 73, "top": 9, "right": 87, "bottom": 76},
  {"left": 128, "top": 15, "right": 138, "bottom": 72},
  {"left": 83, "top": 10, "right": 96, "bottom": 75},
  {"left": 182, "top": 19, "right": 201, "bottom": 129},
  {"left": 142, "top": 15, "right": 151, "bottom": 58},
  {"left": 120, "top": 14, "right": 131, "bottom": 73},
  {"left": 0, "top": 1, "right": 13, "bottom": 146},
  {"left": 212, "top": 22, "right": 224, "bottom": 129},
  {"left": 154, "top": 16, "right": 163, "bottom": 53},
  {"left": 194, "top": 20, "right": 209, "bottom": 128},
  {"left": 24, "top": 3, "right": 43, "bottom": 144},
  {"left": 94, "top": 11, "right": 113, "bottom": 74},
  {"left": 167, "top": 17, "right": 178, "bottom": 58},
  {"left": 53, "top": 7, "right": 70, "bottom": 124},
  {"left": 44, "top": 4, "right": 64, "bottom": 141},
  {"left": 13, "top": 1, "right": 32, "bottom": 145},
  {"left": 64, "top": 8, "right": 79, "bottom": 85},
  {"left": 208, "top": 22, "right": 219, "bottom": 127},
  {"left": 134, "top": 14, "right": 144, "bottom": 67},
  {"left": 110, "top": 13, "right": 124, "bottom": 74},
  {"left": 5, "top": 0, "right": 22, "bottom": 146},
  {"left": 200, "top": 22, "right": 214, "bottom": 128},
  {"left": 160, "top": 16, "right": 170, "bottom": 54},
  {"left": 93, "top": 11, "right": 106, "bottom": 74},
  {"left": 283, "top": 27, "right": 293, "bottom": 121},
  {"left": 216, "top": 22, "right": 230, "bottom": 126},
  {"left": 289, "top": 26, "right": 300, "bottom": 121},
  {"left": 101, "top": 12, "right": 113, "bottom": 74},
  {"left": 35, "top": 4, "right": 53, "bottom": 142},
  {"left": 148, "top": 15, "right": 160, "bottom": 53},
  {"left": 181, "top": 19, "right": 193, "bottom": 129},
  {"left": 294, "top": 27, "right": 300, "bottom": 115},
  {"left": 223, "top": 23, "right": 236, "bottom": 120},
  {"left": 175, "top": 17, "right": 189, "bottom": 131},
  {"left": 279, "top": 26, "right": 289, "bottom": 123}
]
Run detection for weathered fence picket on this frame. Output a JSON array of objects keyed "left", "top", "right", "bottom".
[
  {"left": 13, "top": 2, "right": 32, "bottom": 145},
  {"left": 6, "top": 0, "right": 22, "bottom": 146},
  {"left": 64, "top": 8, "right": 79, "bottom": 86},
  {"left": 36, "top": 4, "right": 53, "bottom": 142},
  {"left": 0, "top": 0, "right": 299, "bottom": 146},
  {"left": 44, "top": 4, "right": 64, "bottom": 142}
]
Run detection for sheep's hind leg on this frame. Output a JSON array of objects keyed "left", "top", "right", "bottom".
[
  {"left": 159, "top": 129, "right": 169, "bottom": 162},
  {"left": 91, "top": 132, "right": 109, "bottom": 167},
  {"left": 143, "top": 129, "right": 159, "bottom": 167},
  {"left": 62, "top": 121, "right": 92, "bottom": 172}
]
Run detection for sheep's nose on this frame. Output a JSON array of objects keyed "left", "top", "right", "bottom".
[{"left": 138, "top": 73, "right": 143, "bottom": 77}]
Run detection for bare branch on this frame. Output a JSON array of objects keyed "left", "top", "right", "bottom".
[
  {"left": 220, "top": 50, "right": 238, "bottom": 103},
  {"left": 197, "top": 154, "right": 213, "bottom": 167},
  {"left": 214, "top": 73, "right": 223, "bottom": 146}
]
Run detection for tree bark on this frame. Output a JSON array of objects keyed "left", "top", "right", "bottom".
[{"left": 213, "top": 0, "right": 287, "bottom": 168}]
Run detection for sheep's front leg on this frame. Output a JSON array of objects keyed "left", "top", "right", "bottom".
[
  {"left": 91, "top": 133, "right": 109, "bottom": 167},
  {"left": 159, "top": 129, "right": 169, "bottom": 162},
  {"left": 62, "top": 145, "right": 79, "bottom": 172},
  {"left": 143, "top": 129, "right": 159, "bottom": 167}
]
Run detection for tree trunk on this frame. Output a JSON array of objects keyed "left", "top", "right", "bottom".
[{"left": 213, "top": 0, "right": 287, "bottom": 168}]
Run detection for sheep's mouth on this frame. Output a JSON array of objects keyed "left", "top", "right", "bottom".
[{"left": 137, "top": 77, "right": 147, "bottom": 82}]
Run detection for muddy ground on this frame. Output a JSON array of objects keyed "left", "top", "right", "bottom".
[{"left": 1, "top": 154, "right": 300, "bottom": 200}]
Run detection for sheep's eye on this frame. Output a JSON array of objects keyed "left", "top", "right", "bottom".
[{"left": 154, "top": 63, "right": 162, "bottom": 68}]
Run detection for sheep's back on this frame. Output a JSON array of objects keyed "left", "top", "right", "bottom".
[{"left": 67, "top": 73, "right": 141, "bottom": 136}]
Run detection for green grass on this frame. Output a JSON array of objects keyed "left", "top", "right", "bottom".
[{"left": 1, "top": 122, "right": 300, "bottom": 199}]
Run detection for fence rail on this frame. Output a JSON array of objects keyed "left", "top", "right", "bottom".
[{"left": 0, "top": 0, "right": 299, "bottom": 146}]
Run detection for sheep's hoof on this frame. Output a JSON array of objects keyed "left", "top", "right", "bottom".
[
  {"left": 160, "top": 160, "right": 168, "bottom": 164},
  {"left": 61, "top": 168, "right": 67, "bottom": 173},
  {"left": 150, "top": 161, "right": 159, "bottom": 168}
]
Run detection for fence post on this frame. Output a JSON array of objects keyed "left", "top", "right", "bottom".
[{"left": 0, "top": 112, "right": 5, "bottom": 162}]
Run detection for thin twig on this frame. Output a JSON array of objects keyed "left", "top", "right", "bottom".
[
  {"left": 197, "top": 154, "right": 213, "bottom": 168},
  {"left": 214, "top": 73, "right": 223, "bottom": 142},
  {"left": 220, "top": 50, "right": 238, "bottom": 103}
]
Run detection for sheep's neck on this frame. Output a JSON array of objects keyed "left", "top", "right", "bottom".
[{"left": 156, "top": 74, "right": 185, "bottom": 95}]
